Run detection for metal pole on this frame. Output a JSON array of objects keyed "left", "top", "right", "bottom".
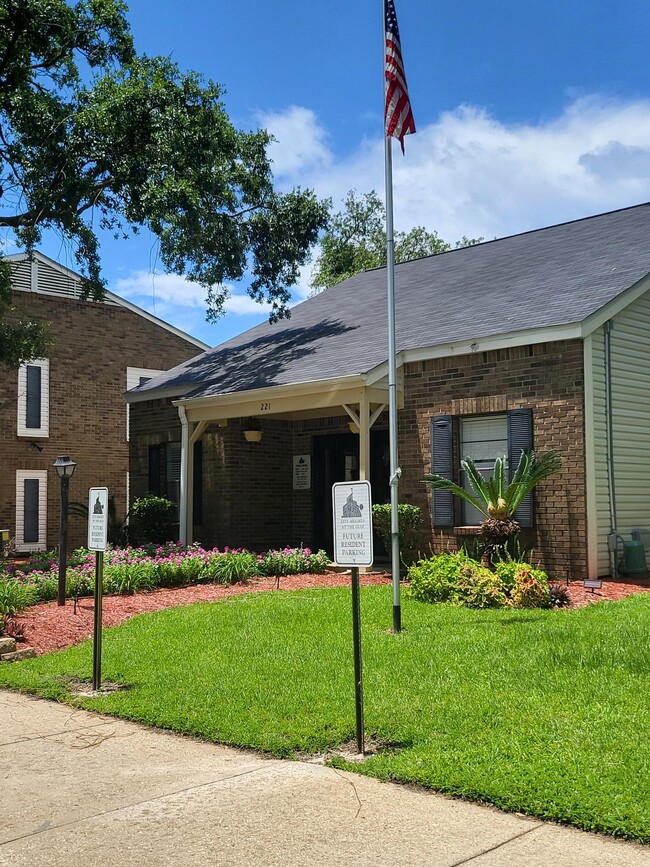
[
  {"left": 385, "top": 128, "right": 402, "bottom": 634},
  {"left": 57, "top": 476, "right": 69, "bottom": 606},
  {"left": 351, "top": 566, "right": 365, "bottom": 755},
  {"left": 92, "top": 551, "right": 103, "bottom": 691}
]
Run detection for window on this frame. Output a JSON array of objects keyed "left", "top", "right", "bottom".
[
  {"left": 17, "top": 358, "right": 49, "bottom": 437},
  {"left": 147, "top": 441, "right": 202, "bottom": 524},
  {"left": 430, "top": 409, "right": 534, "bottom": 529},
  {"left": 125, "top": 367, "right": 163, "bottom": 440},
  {"left": 460, "top": 416, "right": 508, "bottom": 525},
  {"left": 15, "top": 471, "right": 47, "bottom": 551}
]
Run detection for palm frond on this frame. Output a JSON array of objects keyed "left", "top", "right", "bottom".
[
  {"left": 506, "top": 450, "right": 562, "bottom": 512},
  {"left": 422, "top": 473, "right": 488, "bottom": 518},
  {"left": 460, "top": 458, "right": 492, "bottom": 506},
  {"left": 493, "top": 457, "right": 505, "bottom": 501}
]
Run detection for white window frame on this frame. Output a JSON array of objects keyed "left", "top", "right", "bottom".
[
  {"left": 126, "top": 367, "right": 163, "bottom": 440},
  {"left": 15, "top": 470, "right": 48, "bottom": 552},
  {"left": 460, "top": 414, "right": 508, "bottom": 526},
  {"left": 17, "top": 358, "right": 49, "bottom": 438}
]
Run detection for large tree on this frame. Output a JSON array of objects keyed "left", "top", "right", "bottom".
[
  {"left": 310, "top": 190, "right": 483, "bottom": 291},
  {"left": 0, "top": 0, "right": 328, "bottom": 365}
]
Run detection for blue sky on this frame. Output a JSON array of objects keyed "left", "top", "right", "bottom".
[{"left": 30, "top": 1, "right": 650, "bottom": 346}]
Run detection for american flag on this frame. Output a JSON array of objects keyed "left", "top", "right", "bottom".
[{"left": 384, "top": 0, "right": 415, "bottom": 153}]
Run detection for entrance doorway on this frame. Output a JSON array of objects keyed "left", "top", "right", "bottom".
[{"left": 313, "top": 430, "right": 390, "bottom": 556}]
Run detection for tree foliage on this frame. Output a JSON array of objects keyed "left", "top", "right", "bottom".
[
  {"left": 310, "top": 190, "right": 483, "bottom": 290},
  {"left": 0, "top": 0, "right": 328, "bottom": 365}
]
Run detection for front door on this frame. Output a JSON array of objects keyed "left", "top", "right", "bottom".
[{"left": 313, "top": 430, "right": 390, "bottom": 556}]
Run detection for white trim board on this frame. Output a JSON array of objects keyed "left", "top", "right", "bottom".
[{"left": 15, "top": 470, "right": 48, "bottom": 552}]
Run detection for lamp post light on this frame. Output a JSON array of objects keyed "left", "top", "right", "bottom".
[{"left": 53, "top": 455, "right": 76, "bottom": 606}]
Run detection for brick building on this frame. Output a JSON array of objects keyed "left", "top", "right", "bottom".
[
  {"left": 1, "top": 252, "right": 208, "bottom": 551},
  {"left": 128, "top": 205, "right": 650, "bottom": 579}
]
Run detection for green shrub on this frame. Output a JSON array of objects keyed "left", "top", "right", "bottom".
[
  {"left": 494, "top": 561, "right": 551, "bottom": 609},
  {"left": 494, "top": 560, "right": 522, "bottom": 591},
  {"left": 510, "top": 567, "right": 551, "bottom": 609},
  {"left": 199, "top": 550, "right": 259, "bottom": 585},
  {"left": 258, "top": 547, "right": 331, "bottom": 576},
  {"left": 407, "top": 551, "right": 472, "bottom": 603},
  {"left": 372, "top": 503, "right": 422, "bottom": 573},
  {"left": 104, "top": 561, "right": 156, "bottom": 595},
  {"left": 452, "top": 562, "right": 508, "bottom": 609},
  {"left": 408, "top": 551, "right": 509, "bottom": 609},
  {"left": 0, "top": 579, "right": 36, "bottom": 633},
  {"left": 129, "top": 496, "right": 177, "bottom": 545}
]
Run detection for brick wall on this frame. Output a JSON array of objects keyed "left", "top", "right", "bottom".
[
  {"left": 398, "top": 340, "right": 586, "bottom": 578},
  {"left": 1, "top": 291, "right": 202, "bottom": 550},
  {"left": 128, "top": 340, "right": 586, "bottom": 576}
]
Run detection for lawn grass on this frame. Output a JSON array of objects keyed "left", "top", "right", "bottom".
[{"left": 2, "top": 586, "right": 650, "bottom": 841}]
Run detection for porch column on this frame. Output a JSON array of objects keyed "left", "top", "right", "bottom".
[
  {"left": 185, "top": 421, "right": 208, "bottom": 546},
  {"left": 359, "top": 391, "right": 370, "bottom": 481},
  {"left": 178, "top": 406, "right": 189, "bottom": 544}
]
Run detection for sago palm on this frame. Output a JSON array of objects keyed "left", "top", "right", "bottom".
[{"left": 423, "top": 450, "right": 562, "bottom": 549}]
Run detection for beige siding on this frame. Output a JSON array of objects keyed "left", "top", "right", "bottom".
[
  {"left": 587, "top": 330, "right": 610, "bottom": 575},
  {"left": 611, "top": 293, "right": 650, "bottom": 547},
  {"left": 588, "top": 291, "right": 650, "bottom": 575}
]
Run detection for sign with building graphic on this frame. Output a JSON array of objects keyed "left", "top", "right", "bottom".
[
  {"left": 87, "top": 487, "right": 109, "bottom": 552},
  {"left": 293, "top": 454, "right": 311, "bottom": 490},
  {"left": 332, "top": 481, "right": 373, "bottom": 567}
]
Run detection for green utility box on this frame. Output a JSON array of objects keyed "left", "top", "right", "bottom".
[{"left": 621, "top": 540, "right": 647, "bottom": 577}]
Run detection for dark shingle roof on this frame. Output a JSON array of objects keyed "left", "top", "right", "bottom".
[{"left": 130, "top": 203, "right": 650, "bottom": 401}]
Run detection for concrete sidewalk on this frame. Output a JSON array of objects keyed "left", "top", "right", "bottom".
[{"left": 1, "top": 691, "right": 648, "bottom": 867}]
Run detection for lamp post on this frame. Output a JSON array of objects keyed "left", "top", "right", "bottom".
[{"left": 53, "top": 455, "right": 76, "bottom": 606}]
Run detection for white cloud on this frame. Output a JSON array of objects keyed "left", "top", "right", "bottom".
[
  {"left": 114, "top": 96, "right": 650, "bottom": 331},
  {"left": 274, "top": 96, "right": 650, "bottom": 244},
  {"left": 114, "top": 270, "right": 271, "bottom": 316},
  {"left": 257, "top": 106, "right": 332, "bottom": 180}
]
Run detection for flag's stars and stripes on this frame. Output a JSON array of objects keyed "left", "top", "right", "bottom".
[{"left": 384, "top": 0, "right": 415, "bottom": 153}]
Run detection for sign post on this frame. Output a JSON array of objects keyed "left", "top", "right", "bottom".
[
  {"left": 332, "top": 481, "right": 373, "bottom": 755},
  {"left": 88, "top": 487, "right": 108, "bottom": 691}
]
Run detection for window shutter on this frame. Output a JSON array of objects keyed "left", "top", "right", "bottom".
[
  {"left": 193, "top": 440, "right": 203, "bottom": 525},
  {"left": 23, "top": 478, "right": 40, "bottom": 543},
  {"left": 507, "top": 409, "right": 534, "bottom": 528},
  {"left": 148, "top": 445, "right": 162, "bottom": 495},
  {"left": 430, "top": 415, "right": 454, "bottom": 526},
  {"left": 25, "top": 365, "right": 42, "bottom": 429},
  {"left": 165, "top": 442, "right": 182, "bottom": 505}
]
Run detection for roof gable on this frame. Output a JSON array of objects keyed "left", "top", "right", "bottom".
[{"left": 6, "top": 251, "right": 209, "bottom": 351}]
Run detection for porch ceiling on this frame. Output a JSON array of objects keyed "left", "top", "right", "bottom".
[{"left": 175, "top": 377, "right": 398, "bottom": 424}]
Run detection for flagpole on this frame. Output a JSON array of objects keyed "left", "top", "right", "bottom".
[{"left": 384, "top": 0, "right": 401, "bottom": 634}]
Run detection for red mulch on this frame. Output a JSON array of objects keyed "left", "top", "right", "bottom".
[
  {"left": 12, "top": 573, "right": 650, "bottom": 656},
  {"left": 14, "top": 572, "right": 391, "bottom": 655}
]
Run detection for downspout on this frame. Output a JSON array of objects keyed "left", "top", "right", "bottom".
[
  {"left": 178, "top": 404, "right": 189, "bottom": 545},
  {"left": 603, "top": 320, "right": 619, "bottom": 577}
]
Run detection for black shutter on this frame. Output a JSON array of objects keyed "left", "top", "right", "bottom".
[
  {"left": 507, "top": 409, "right": 534, "bottom": 528},
  {"left": 148, "top": 444, "right": 162, "bottom": 495},
  {"left": 430, "top": 415, "right": 454, "bottom": 526},
  {"left": 25, "top": 365, "right": 41, "bottom": 429},
  {"left": 24, "top": 478, "right": 39, "bottom": 543},
  {"left": 193, "top": 440, "right": 203, "bottom": 525}
]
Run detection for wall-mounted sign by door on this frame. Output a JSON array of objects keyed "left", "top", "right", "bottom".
[{"left": 293, "top": 454, "right": 311, "bottom": 490}]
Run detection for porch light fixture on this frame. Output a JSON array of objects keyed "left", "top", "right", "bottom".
[
  {"left": 348, "top": 422, "right": 360, "bottom": 435},
  {"left": 53, "top": 455, "right": 77, "bottom": 606},
  {"left": 243, "top": 418, "right": 263, "bottom": 443}
]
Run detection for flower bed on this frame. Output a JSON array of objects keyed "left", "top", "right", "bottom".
[{"left": 1, "top": 543, "right": 332, "bottom": 610}]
